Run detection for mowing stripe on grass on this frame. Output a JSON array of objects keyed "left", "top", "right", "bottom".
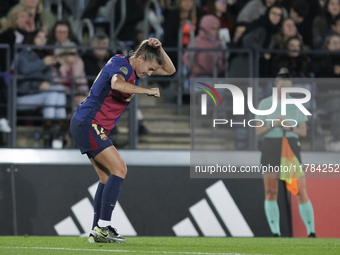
[{"left": 0, "top": 246, "right": 265, "bottom": 255}]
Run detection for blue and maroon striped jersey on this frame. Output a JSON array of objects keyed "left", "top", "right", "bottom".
[{"left": 73, "top": 54, "right": 139, "bottom": 133}]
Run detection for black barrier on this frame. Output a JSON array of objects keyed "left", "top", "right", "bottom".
[{"left": 0, "top": 164, "right": 291, "bottom": 237}]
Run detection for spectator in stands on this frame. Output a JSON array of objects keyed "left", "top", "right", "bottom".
[
  {"left": 81, "top": 0, "right": 146, "bottom": 45},
  {"left": 240, "top": 5, "right": 283, "bottom": 51},
  {"left": 228, "top": 22, "right": 247, "bottom": 47},
  {"left": 287, "top": 0, "right": 311, "bottom": 47},
  {"left": 203, "top": 0, "right": 235, "bottom": 40},
  {"left": 229, "top": 5, "right": 283, "bottom": 77},
  {"left": 163, "top": 0, "right": 204, "bottom": 68},
  {"left": 48, "top": 20, "right": 79, "bottom": 53},
  {"left": 225, "top": 0, "right": 250, "bottom": 19},
  {"left": 0, "top": 5, "right": 34, "bottom": 71},
  {"left": 52, "top": 41, "right": 88, "bottom": 112},
  {"left": 183, "top": 14, "right": 224, "bottom": 77},
  {"left": 318, "top": 34, "right": 340, "bottom": 77},
  {"left": 16, "top": 0, "right": 56, "bottom": 33},
  {"left": 16, "top": 29, "right": 66, "bottom": 120},
  {"left": 319, "top": 14, "right": 340, "bottom": 48},
  {"left": 281, "top": 0, "right": 321, "bottom": 27},
  {"left": 274, "top": 18, "right": 303, "bottom": 49},
  {"left": 0, "top": 0, "right": 19, "bottom": 31},
  {"left": 318, "top": 34, "right": 340, "bottom": 150},
  {"left": 236, "top": 0, "right": 287, "bottom": 24},
  {"left": 272, "top": 36, "right": 310, "bottom": 77},
  {"left": 81, "top": 31, "right": 113, "bottom": 88},
  {"left": 313, "top": 0, "right": 340, "bottom": 49}
]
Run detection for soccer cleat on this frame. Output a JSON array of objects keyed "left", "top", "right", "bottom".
[
  {"left": 308, "top": 233, "right": 317, "bottom": 238},
  {"left": 273, "top": 234, "right": 280, "bottom": 237},
  {"left": 93, "top": 226, "right": 126, "bottom": 243},
  {"left": 88, "top": 233, "right": 95, "bottom": 243}
]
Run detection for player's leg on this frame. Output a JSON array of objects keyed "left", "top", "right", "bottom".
[
  {"left": 90, "top": 158, "right": 110, "bottom": 229},
  {"left": 296, "top": 177, "right": 316, "bottom": 237},
  {"left": 263, "top": 174, "right": 281, "bottom": 236},
  {"left": 91, "top": 146, "right": 127, "bottom": 243},
  {"left": 87, "top": 158, "right": 110, "bottom": 243}
]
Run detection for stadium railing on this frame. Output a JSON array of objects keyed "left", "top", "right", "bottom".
[
  {"left": 0, "top": 44, "right": 11, "bottom": 147},
  {"left": 3, "top": 43, "right": 339, "bottom": 151}
]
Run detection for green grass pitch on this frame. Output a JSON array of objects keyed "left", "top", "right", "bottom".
[{"left": 1, "top": 236, "right": 339, "bottom": 255}]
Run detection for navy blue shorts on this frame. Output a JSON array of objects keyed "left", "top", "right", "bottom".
[{"left": 70, "top": 116, "right": 113, "bottom": 158}]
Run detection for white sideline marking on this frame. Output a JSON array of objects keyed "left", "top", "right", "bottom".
[{"left": 0, "top": 246, "right": 266, "bottom": 255}]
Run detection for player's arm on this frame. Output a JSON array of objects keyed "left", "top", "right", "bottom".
[
  {"left": 147, "top": 38, "right": 176, "bottom": 76},
  {"left": 282, "top": 121, "right": 307, "bottom": 137},
  {"left": 111, "top": 74, "right": 160, "bottom": 97}
]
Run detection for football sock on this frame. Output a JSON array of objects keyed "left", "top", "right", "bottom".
[
  {"left": 98, "top": 174, "right": 124, "bottom": 227},
  {"left": 264, "top": 200, "right": 281, "bottom": 236},
  {"left": 92, "top": 182, "right": 105, "bottom": 229},
  {"left": 299, "top": 200, "right": 315, "bottom": 235}
]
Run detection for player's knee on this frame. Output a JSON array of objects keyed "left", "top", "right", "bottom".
[
  {"left": 114, "top": 162, "right": 127, "bottom": 178},
  {"left": 296, "top": 189, "right": 308, "bottom": 203},
  {"left": 265, "top": 189, "right": 278, "bottom": 200}
]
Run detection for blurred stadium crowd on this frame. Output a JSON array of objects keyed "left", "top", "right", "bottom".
[{"left": 0, "top": 0, "right": 339, "bottom": 150}]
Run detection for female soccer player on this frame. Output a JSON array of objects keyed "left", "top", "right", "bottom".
[
  {"left": 255, "top": 68, "right": 316, "bottom": 237},
  {"left": 70, "top": 38, "right": 176, "bottom": 243}
]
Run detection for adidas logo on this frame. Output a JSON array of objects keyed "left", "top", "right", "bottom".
[
  {"left": 172, "top": 180, "right": 254, "bottom": 237},
  {"left": 53, "top": 181, "right": 137, "bottom": 236}
]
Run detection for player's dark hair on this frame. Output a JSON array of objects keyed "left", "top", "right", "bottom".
[
  {"left": 292, "top": 0, "right": 309, "bottom": 18},
  {"left": 130, "top": 40, "right": 163, "bottom": 65}
]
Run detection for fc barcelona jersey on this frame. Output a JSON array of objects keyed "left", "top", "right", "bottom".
[{"left": 73, "top": 54, "right": 139, "bottom": 133}]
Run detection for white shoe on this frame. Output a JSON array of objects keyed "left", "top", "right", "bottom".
[{"left": 0, "top": 118, "right": 11, "bottom": 133}]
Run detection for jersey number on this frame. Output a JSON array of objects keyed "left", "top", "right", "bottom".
[
  {"left": 126, "top": 94, "right": 135, "bottom": 102},
  {"left": 92, "top": 124, "right": 104, "bottom": 135}
]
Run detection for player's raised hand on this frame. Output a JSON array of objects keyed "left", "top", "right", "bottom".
[
  {"left": 148, "top": 38, "right": 162, "bottom": 48},
  {"left": 147, "top": 87, "right": 160, "bottom": 97}
]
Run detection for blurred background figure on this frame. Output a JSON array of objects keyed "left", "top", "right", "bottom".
[
  {"left": 228, "top": 22, "right": 247, "bottom": 47},
  {"left": 48, "top": 20, "right": 79, "bottom": 53},
  {"left": 287, "top": 0, "right": 311, "bottom": 48},
  {"left": 313, "top": 0, "right": 340, "bottom": 49},
  {"left": 203, "top": 0, "right": 235, "bottom": 44},
  {"left": 183, "top": 14, "right": 224, "bottom": 77},
  {"left": 52, "top": 41, "right": 88, "bottom": 115},
  {"left": 319, "top": 34, "right": 340, "bottom": 77},
  {"left": 272, "top": 36, "right": 310, "bottom": 77},
  {"left": 0, "top": 4, "right": 35, "bottom": 71},
  {"left": 163, "top": 0, "right": 204, "bottom": 68},
  {"left": 16, "top": 29, "right": 67, "bottom": 148},
  {"left": 81, "top": 31, "right": 113, "bottom": 88},
  {"left": 16, "top": 0, "right": 56, "bottom": 33},
  {"left": 274, "top": 18, "right": 302, "bottom": 49},
  {"left": 229, "top": 5, "right": 283, "bottom": 77},
  {"left": 17, "top": 29, "right": 66, "bottom": 120},
  {"left": 237, "top": 0, "right": 287, "bottom": 24},
  {"left": 318, "top": 14, "right": 340, "bottom": 49},
  {"left": 314, "top": 34, "right": 340, "bottom": 150}
]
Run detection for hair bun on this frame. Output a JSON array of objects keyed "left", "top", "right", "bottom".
[
  {"left": 276, "top": 67, "right": 291, "bottom": 78},
  {"left": 278, "top": 67, "right": 289, "bottom": 75}
]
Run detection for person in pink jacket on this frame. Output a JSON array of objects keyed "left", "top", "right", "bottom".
[
  {"left": 183, "top": 14, "right": 224, "bottom": 77},
  {"left": 52, "top": 41, "right": 88, "bottom": 113}
]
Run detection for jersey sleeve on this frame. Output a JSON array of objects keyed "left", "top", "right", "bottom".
[{"left": 105, "top": 56, "right": 133, "bottom": 81}]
